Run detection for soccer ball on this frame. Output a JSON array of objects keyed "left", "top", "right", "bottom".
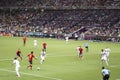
[{"left": 37, "top": 67, "right": 40, "bottom": 70}]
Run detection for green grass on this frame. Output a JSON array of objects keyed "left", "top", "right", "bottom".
[{"left": 0, "top": 36, "right": 120, "bottom": 80}]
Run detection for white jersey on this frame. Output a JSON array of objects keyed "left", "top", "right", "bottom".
[
  {"left": 105, "top": 48, "right": 110, "bottom": 57},
  {"left": 13, "top": 60, "right": 20, "bottom": 67},
  {"left": 34, "top": 40, "right": 37, "bottom": 45},
  {"left": 102, "top": 69, "right": 110, "bottom": 76},
  {"left": 40, "top": 51, "right": 46, "bottom": 60},
  {"left": 101, "top": 51, "right": 107, "bottom": 61},
  {"left": 65, "top": 36, "right": 69, "bottom": 41},
  {"left": 41, "top": 51, "right": 46, "bottom": 56}
]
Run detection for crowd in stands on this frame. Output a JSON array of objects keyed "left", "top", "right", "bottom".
[
  {"left": 0, "top": 9, "right": 120, "bottom": 42},
  {"left": 0, "top": 0, "right": 120, "bottom": 42},
  {"left": 0, "top": 0, "right": 119, "bottom": 9}
]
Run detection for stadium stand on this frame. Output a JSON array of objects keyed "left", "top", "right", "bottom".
[{"left": 0, "top": 0, "right": 120, "bottom": 42}]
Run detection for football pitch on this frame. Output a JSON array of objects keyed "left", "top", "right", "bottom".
[{"left": 0, "top": 36, "right": 120, "bottom": 80}]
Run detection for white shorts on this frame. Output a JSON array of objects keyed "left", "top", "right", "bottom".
[
  {"left": 34, "top": 43, "right": 37, "bottom": 46},
  {"left": 101, "top": 56, "right": 107, "bottom": 61},
  {"left": 41, "top": 55, "right": 45, "bottom": 60}
]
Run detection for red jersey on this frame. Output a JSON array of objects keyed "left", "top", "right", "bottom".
[
  {"left": 28, "top": 54, "right": 35, "bottom": 61},
  {"left": 79, "top": 47, "right": 83, "bottom": 54},
  {"left": 16, "top": 50, "right": 21, "bottom": 55},
  {"left": 43, "top": 43, "right": 47, "bottom": 49},
  {"left": 23, "top": 36, "right": 26, "bottom": 42}
]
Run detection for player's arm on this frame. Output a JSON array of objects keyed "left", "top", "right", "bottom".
[
  {"left": 34, "top": 56, "right": 38, "bottom": 60},
  {"left": 12, "top": 60, "right": 15, "bottom": 66},
  {"left": 33, "top": 55, "right": 38, "bottom": 60}
]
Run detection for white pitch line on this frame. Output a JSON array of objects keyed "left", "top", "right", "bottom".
[
  {"left": 0, "top": 54, "right": 77, "bottom": 61},
  {"left": 47, "top": 54, "right": 77, "bottom": 57},
  {"left": 0, "top": 59, "right": 12, "bottom": 61},
  {"left": 0, "top": 68, "right": 62, "bottom": 80},
  {"left": 110, "top": 65, "right": 120, "bottom": 68}
]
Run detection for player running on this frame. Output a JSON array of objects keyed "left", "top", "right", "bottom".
[
  {"left": 42, "top": 42, "right": 47, "bottom": 51},
  {"left": 65, "top": 36, "right": 69, "bottom": 44},
  {"left": 23, "top": 36, "right": 26, "bottom": 46},
  {"left": 104, "top": 47, "right": 110, "bottom": 61},
  {"left": 16, "top": 48, "right": 22, "bottom": 60},
  {"left": 27, "top": 51, "right": 37, "bottom": 70},
  {"left": 34, "top": 39, "right": 37, "bottom": 48},
  {"left": 13, "top": 57, "right": 20, "bottom": 77},
  {"left": 78, "top": 46, "right": 83, "bottom": 59},
  {"left": 101, "top": 49, "right": 108, "bottom": 66},
  {"left": 40, "top": 49, "right": 46, "bottom": 64}
]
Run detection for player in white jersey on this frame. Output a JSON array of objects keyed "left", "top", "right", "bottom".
[
  {"left": 34, "top": 40, "right": 37, "bottom": 48},
  {"left": 105, "top": 47, "right": 110, "bottom": 61},
  {"left": 65, "top": 36, "right": 69, "bottom": 44},
  {"left": 101, "top": 49, "right": 108, "bottom": 66},
  {"left": 13, "top": 57, "right": 20, "bottom": 77},
  {"left": 40, "top": 49, "right": 46, "bottom": 64}
]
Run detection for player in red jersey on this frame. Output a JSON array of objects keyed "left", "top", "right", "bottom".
[
  {"left": 78, "top": 46, "right": 83, "bottom": 59},
  {"left": 23, "top": 36, "right": 26, "bottom": 46},
  {"left": 27, "top": 51, "right": 37, "bottom": 70},
  {"left": 16, "top": 48, "right": 22, "bottom": 60},
  {"left": 42, "top": 42, "right": 47, "bottom": 51}
]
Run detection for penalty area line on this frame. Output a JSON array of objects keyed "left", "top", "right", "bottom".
[{"left": 0, "top": 68, "right": 62, "bottom": 80}]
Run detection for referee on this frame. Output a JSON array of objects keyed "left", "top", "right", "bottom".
[{"left": 102, "top": 66, "right": 110, "bottom": 80}]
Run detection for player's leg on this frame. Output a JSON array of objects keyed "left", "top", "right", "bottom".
[
  {"left": 80, "top": 53, "right": 83, "bottom": 59},
  {"left": 19, "top": 55, "right": 22, "bottom": 60},
  {"left": 20, "top": 56, "right": 22, "bottom": 60},
  {"left": 103, "top": 76, "right": 106, "bottom": 80},
  {"left": 79, "top": 53, "right": 80, "bottom": 58},
  {"left": 79, "top": 53, "right": 83, "bottom": 59},
  {"left": 105, "top": 57, "right": 108, "bottom": 66},
  {"left": 86, "top": 47, "right": 88, "bottom": 52},
  {"left": 42, "top": 56, "right": 45, "bottom": 64},
  {"left": 101, "top": 58, "right": 104, "bottom": 65},
  {"left": 23, "top": 41, "right": 25, "bottom": 46},
  {"left": 43, "top": 48, "right": 46, "bottom": 52},
  {"left": 40, "top": 56, "right": 44, "bottom": 64},
  {"left": 29, "top": 61, "right": 33, "bottom": 70},
  {"left": 105, "top": 60, "right": 108, "bottom": 66},
  {"left": 23, "top": 40, "right": 26, "bottom": 46},
  {"left": 104, "top": 75, "right": 109, "bottom": 80},
  {"left": 30, "top": 64, "right": 32, "bottom": 70},
  {"left": 40, "top": 56, "right": 42, "bottom": 64},
  {"left": 66, "top": 39, "right": 68, "bottom": 44},
  {"left": 34, "top": 43, "right": 37, "bottom": 48},
  {"left": 40, "top": 59, "right": 43, "bottom": 64},
  {"left": 27, "top": 61, "right": 32, "bottom": 70},
  {"left": 106, "top": 75, "right": 109, "bottom": 80},
  {"left": 16, "top": 67, "right": 20, "bottom": 77},
  {"left": 107, "top": 53, "right": 109, "bottom": 61}
]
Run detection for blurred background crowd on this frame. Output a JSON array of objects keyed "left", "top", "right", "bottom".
[{"left": 0, "top": 0, "right": 120, "bottom": 42}]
